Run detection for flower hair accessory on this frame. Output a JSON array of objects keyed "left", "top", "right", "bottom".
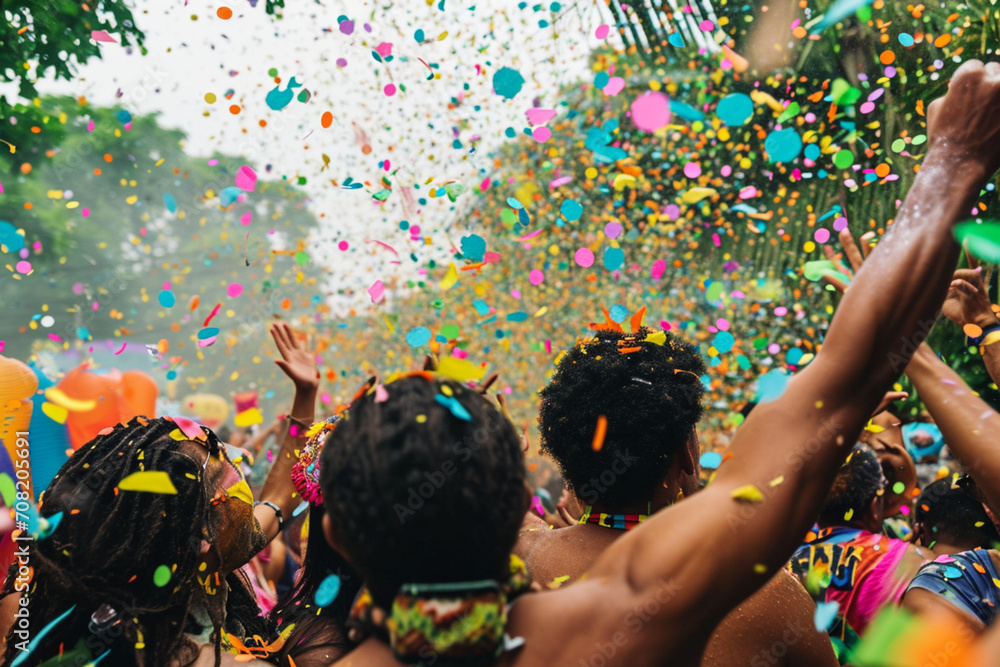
[{"left": 291, "top": 415, "right": 341, "bottom": 505}]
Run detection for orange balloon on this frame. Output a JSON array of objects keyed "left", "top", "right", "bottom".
[
  {"left": 58, "top": 366, "right": 120, "bottom": 449},
  {"left": 119, "top": 370, "right": 158, "bottom": 422},
  {"left": 0, "top": 355, "right": 38, "bottom": 473}
]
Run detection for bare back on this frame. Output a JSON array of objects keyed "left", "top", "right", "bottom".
[{"left": 514, "top": 524, "right": 838, "bottom": 667}]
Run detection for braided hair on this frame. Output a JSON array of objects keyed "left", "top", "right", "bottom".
[{"left": 0, "top": 416, "right": 276, "bottom": 667}]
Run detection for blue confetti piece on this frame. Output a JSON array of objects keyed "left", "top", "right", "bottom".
[
  {"left": 757, "top": 369, "right": 791, "bottom": 404},
  {"left": 717, "top": 93, "right": 754, "bottom": 126},
  {"left": 461, "top": 234, "right": 486, "bottom": 261},
  {"left": 814, "top": 601, "right": 840, "bottom": 632},
  {"left": 668, "top": 31, "right": 685, "bottom": 47},
  {"left": 116, "top": 110, "right": 132, "bottom": 124},
  {"left": 493, "top": 67, "right": 525, "bottom": 100},
  {"left": 220, "top": 186, "right": 243, "bottom": 207},
  {"left": 11, "top": 605, "right": 76, "bottom": 667},
  {"left": 943, "top": 566, "right": 964, "bottom": 579},
  {"left": 699, "top": 451, "right": 723, "bottom": 469},
  {"left": 158, "top": 290, "right": 176, "bottom": 308},
  {"left": 713, "top": 331, "right": 735, "bottom": 354},
  {"left": 506, "top": 197, "right": 523, "bottom": 210},
  {"left": 560, "top": 199, "right": 583, "bottom": 221},
  {"left": 472, "top": 300, "right": 490, "bottom": 316},
  {"left": 435, "top": 394, "right": 472, "bottom": 421},
  {"left": 0, "top": 221, "right": 25, "bottom": 253},
  {"left": 811, "top": 0, "right": 876, "bottom": 33},
  {"left": 198, "top": 327, "right": 220, "bottom": 340},
  {"left": 164, "top": 193, "right": 177, "bottom": 213},
  {"left": 506, "top": 311, "right": 528, "bottom": 322},
  {"left": 518, "top": 207, "right": 531, "bottom": 227},
  {"left": 608, "top": 304, "right": 629, "bottom": 323},
  {"left": 669, "top": 101, "right": 705, "bottom": 122},
  {"left": 406, "top": 326, "right": 432, "bottom": 347},
  {"left": 603, "top": 247, "right": 624, "bottom": 271},
  {"left": 315, "top": 574, "right": 342, "bottom": 607},
  {"left": 765, "top": 127, "right": 803, "bottom": 163}
]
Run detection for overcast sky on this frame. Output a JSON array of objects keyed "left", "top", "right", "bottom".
[{"left": 29, "top": 0, "right": 611, "bottom": 308}]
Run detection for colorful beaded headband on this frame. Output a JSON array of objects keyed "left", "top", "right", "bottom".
[{"left": 290, "top": 415, "right": 341, "bottom": 506}]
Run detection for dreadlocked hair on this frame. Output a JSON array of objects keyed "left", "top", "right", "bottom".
[
  {"left": 0, "top": 416, "right": 275, "bottom": 667},
  {"left": 268, "top": 503, "right": 362, "bottom": 666},
  {"left": 319, "top": 376, "right": 526, "bottom": 610},
  {"left": 538, "top": 326, "right": 707, "bottom": 508}
]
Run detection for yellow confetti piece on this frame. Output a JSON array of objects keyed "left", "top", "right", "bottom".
[
  {"left": 643, "top": 331, "right": 667, "bottom": 346},
  {"left": 44, "top": 387, "right": 96, "bottom": 412},
  {"left": 680, "top": 187, "right": 718, "bottom": 204},
  {"left": 753, "top": 563, "right": 767, "bottom": 574},
  {"left": 547, "top": 575, "right": 570, "bottom": 589},
  {"left": 118, "top": 471, "right": 178, "bottom": 495},
  {"left": 436, "top": 356, "right": 487, "bottom": 383},
  {"left": 844, "top": 508, "right": 854, "bottom": 521},
  {"left": 439, "top": 262, "right": 459, "bottom": 290},
  {"left": 768, "top": 475, "right": 785, "bottom": 488},
  {"left": 731, "top": 484, "right": 764, "bottom": 503},
  {"left": 226, "top": 479, "right": 254, "bottom": 506},
  {"left": 40, "top": 401, "right": 69, "bottom": 424},
  {"left": 234, "top": 407, "right": 263, "bottom": 428},
  {"left": 864, "top": 419, "right": 884, "bottom": 433}
]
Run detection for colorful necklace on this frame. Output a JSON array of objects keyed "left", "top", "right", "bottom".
[{"left": 578, "top": 504, "right": 650, "bottom": 531}]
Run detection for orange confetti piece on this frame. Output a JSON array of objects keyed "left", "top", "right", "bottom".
[
  {"left": 591, "top": 415, "right": 608, "bottom": 452},
  {"left": 217, "top": 6, "right": 233, "bottom": 19}
]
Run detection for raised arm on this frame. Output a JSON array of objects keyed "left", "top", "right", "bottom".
[
  {"left": 559, "top": 61, "right": 1000, "bottom": 654},
  {"left": 941, "top": 265, "right": 1000, "bottom": 386},
  {"left": 253, "top": 322, "right": 319, "bottom": 543},
  {"left": 905, "top": 342, "right": 1000, "bottom": 515}
]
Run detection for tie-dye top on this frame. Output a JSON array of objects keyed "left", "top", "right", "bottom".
[{"left": 789, "top": 526, "right": 912, "bottom": 656}]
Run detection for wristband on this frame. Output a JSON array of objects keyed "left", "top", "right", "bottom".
[
  {"left": 980, "top": 329, "right": 1000, "bottom": 350},
  {"left": 255, "top": 500, "right": 285, "bottom": 531},
  {"left": 969, "top": 323, "right": 1000, "bottom": 346}
]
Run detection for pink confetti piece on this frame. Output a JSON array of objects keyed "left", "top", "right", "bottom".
[
  {"left": 603, "top": 76, "right": 625, "bottom": 96},
  {"left": 47, "top": 334, "right": 62, "bottom": 342},
  {"left": 91, "top": 30, "right": 117, "bottom": 43},
  {"left": 240, "top": 211, "right": 252, "bottom": 225},
  {"left": 525, "top": 108, "right": 557, "bottom": 126},
  {"left": 595, "top": 24, "right": 610, "bottom": 39},
  {"left": 235, "top": 165, "right": 257, "bottom": 191},
  {"left": 227, "top": 283, "right": 243, "bottom": 298},
  {"left": 368, "top": 280, "right": 385, "bottom": 303},
  {"left": 651, "top": 259, "right": 667, "bottom": 280},
  {"left": 483, "top": 251, "right": 502, "bottom": 264},
  {"left": 113, "top": 342, "right": 127, "bottom": 355},
  {"left": 374, "top": 384, "right": 389, "bottom": 403},
  {"left": 203, "top": 302, "right": 222, "bottom": 327},
  {"left": 365, "top": 239, "right": 399, "bottom": 256},
  {"left": 548, "top": 176, "right": 573, "bottom": 188},
  {"left": 518, "top": 229, "right": 543, "bottom": 241},
  {"left": 531, "top": 127, "right": 551, "bottom": 143},
  {"left": 631, "top": 92, "right": 671, "bottom": 132},
  {"left": 172, "top": 415, "right": 207, "bottom": 440}
]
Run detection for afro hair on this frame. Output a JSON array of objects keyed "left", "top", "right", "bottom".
[{"left": 538, "top": 326, "right": 706, "bottom": 508}]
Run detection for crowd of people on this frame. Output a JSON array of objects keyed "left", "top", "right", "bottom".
[{"left": 1, "top": 60, "right": 1000, "bottom": 667}]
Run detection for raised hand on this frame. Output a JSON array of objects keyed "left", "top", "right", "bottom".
[
  {"left": 942, "top": 267, "right": 997, "bottom": 330},
  {"left": 269, "top": 321, "right": 320, "bottom": 392},
  {"left": 926, "top": 60, "right": 1000, "bottom": 176},
  {"left": 820, "top": 228, "right": 876, "bottom": 293}
]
